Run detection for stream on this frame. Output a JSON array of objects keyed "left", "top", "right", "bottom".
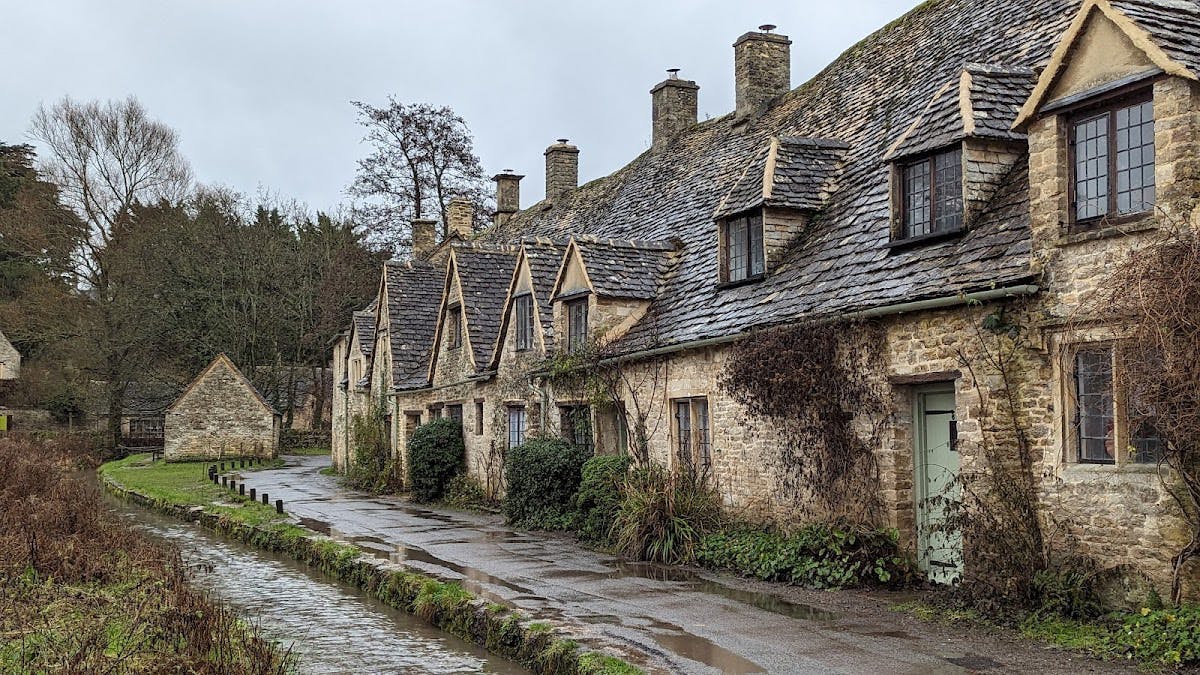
[{"left": 107, "top": 496, "right": 528, "bottom": 675}]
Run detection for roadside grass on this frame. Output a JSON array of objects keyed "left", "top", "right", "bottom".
[
  {"left": 319, "top": 466, "right": 339, "bottom": 477},
  {"left": 284, "top": 446, "right": 330, "bottom": 456},
  {"left": 99, "top": 453, "right": 288, "bottom": 528}
]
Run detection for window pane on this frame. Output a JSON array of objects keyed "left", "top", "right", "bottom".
[
  {"left": 675, "top": 401, "right": 691, "bottom": 461},
  {"left": 728, "top": 217, "right": 748, "bottom": 281},
  {"left": 568, "top": 300, "right": 588, "bottom": 351},
  {"left": 748, "top": 215, "right": 765, "bottom": 277},
  {"left": 508, "top": 408, "right": 526, "bottom": 447},
  {"left": 695, "top": 399, "right": 711, "bottom": 468},
  {"left": 1074, "top": 114, "right": 1110, "bottom": 221},
  {"left": 1116, "top": 100, "right": 1155, "bottom": 214},
  {"left": 1076, "top": 349, "right": 1115, "bottom": 462},
  {"left": 904, "top": 159, "right": 931, "bottom": 237},
  {"left": 515, "top": 296, "right": 532, "bottom": 351},
  {"left": 933, "top": 149, "right": 963, "bottom": 232}
]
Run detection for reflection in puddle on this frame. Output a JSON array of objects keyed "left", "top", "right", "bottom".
[{"left": 647, "top": 619, "right": 767, "bottom": 674}]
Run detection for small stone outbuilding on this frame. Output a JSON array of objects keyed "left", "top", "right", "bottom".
[
  {"left": 164, "top": 354, "right": 280, "bottom": 461},
  {"left": 0, "top": 330, "right": 20, "bottom": 380}
]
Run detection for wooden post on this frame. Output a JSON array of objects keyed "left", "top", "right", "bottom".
[
  {"left": 275, "top": 499, "right": 283, "bottom": 514},
  {"left": 239, "top": 483, "right": 245, "bottom": 496},
  {"left": 221, "top": 477, "right": 228, "bottom": 488},
  {"left": 249, "top": 488, "right": 256, "bottom": 501},
  {"left": 261, "top": 493, "right": 268, "bottom": 505}
]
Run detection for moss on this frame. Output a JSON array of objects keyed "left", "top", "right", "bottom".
[{"left": 577, "top": 652, "right": 645, "bottom": 675}]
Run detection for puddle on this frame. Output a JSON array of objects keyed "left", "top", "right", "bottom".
[{"left": 647, "top": 619, "right": 767, "bottom": 674}]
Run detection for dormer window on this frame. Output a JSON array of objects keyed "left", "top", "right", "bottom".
[
  {"left": 721, "top": 211, "right": 765, "bottom": 283},
  {"left": 901, "top": 148, "right": 963, "bottom": 239},
  {"left": 447, "top": 306, "right": 462, "bottom": 349},
  {"left": 1070, "top": 93, "right": 1155, "bottom": 226},
  {"left": 566, "top": 298, "right": 588, "bottom": 352},
  {"left": 514, "top": 294, "right": 534, "bottom": 352}
]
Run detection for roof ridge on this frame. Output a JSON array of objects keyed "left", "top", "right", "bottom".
[{"left": 572, "top": 235, "right": 678, "bottom": 251}]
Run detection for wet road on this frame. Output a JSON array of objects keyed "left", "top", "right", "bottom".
[
  {"left": 237, "top": 456, "right": 1113, "bottom": 674},
  {"left": 109, "top": 494, "right": 526, "bottom": 675}
]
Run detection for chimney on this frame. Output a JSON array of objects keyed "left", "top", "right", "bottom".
[
  {"left": 492, "top": 170, "right": 523, "bottom": 228},
  {"left": 544, "top": 139, "right": 579, "bottom": 201},
  {"left": 411, "top": 218, "right": 437, "bottom": 260},
  {"left": 446, "top": 197, "right": 474, "bottom": 239},
  {"left": 734, "top": 24, "right": 791, "bottom": 119},
  {"left": 651, "top": 68, "right": 699, "bottom": 151}
]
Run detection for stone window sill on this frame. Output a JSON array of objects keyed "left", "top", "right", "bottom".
[
  {"left": 1058, "top": 215, "right": 1156, "bottom": 246},
  {"left": 1060, "top": 461, "right": 1164, "bottom": 481}
]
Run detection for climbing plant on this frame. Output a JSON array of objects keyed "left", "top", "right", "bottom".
[{"left": 720, "top": 319, "right": 889, "bottom": 523}]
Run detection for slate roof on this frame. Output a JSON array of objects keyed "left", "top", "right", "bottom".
[
  {"left": 451, "top": 246, "right": 518, "bottom": 373},
  {"left": 1110, "top": 0, "right": 1200, "bottom": 76},
  {"left": 384, "top": 260, "right": 444, "bottom": 390},
  {"left": 353, "top": 310, "right": 376, "bottom": 359},
  {"left": 521, "top": 239, "right": 568, "bottom": 351},
  {"left": 483, "top": 0, "right": 1103, "bottom": 354},
  {"left": 714, "top": 137, "right": 848, "bottom": 219},
  {"left": 567, "top": 237, "right": 679, "bottom": 301}
]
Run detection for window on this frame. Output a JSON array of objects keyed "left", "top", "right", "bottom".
[
  {"left": 129, "top": 418, "right": 164, "bottom": 439},
  {"left": 722, "top": 212, "right": 765, "bottom": 283},
  {"left": 405, "top": 412, "right": 421, "bottom": 439},
  {"left": 447, "top": 306, "right": 462, "bottom": 349},
  {"left": 1070, "top": 345, "right": 1161, "bottom": 465},
  {"left": 447, "top": 404, "right": 464, "bottom": 429},
  {"left": 567, "top": 298, "right": 588, "bottom": 352},
  {"left": 673, "top": 397, "right": 712, "bottom": 470},
  {"left": 901, "top": 148, "right": 963, "bottom": 239},
  {"left": 475, "top": 400, "right": 484, "bottom": 435},
  {"left": 429, "top": 404, "right": 443, "bottom": 420},
  {"left": 1071, "top": 95, "right": 1155, "bottom": 225},
  {"left": 507, "top": 406, "right": 527, "bottom": 448},
  {"left": 560, "top": 405, "right": 594, "bottom": 454},
  {"left": 514, "top": 294, "right": 534, "bottom": 351}
]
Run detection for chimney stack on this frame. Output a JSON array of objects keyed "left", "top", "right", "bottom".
[
  {"left": 446, "top": 197, "right": 474, "bottom": 239},
  {"left": 734, "top": 24, "right": 791, "bottom": 119},
  {"left": 651, "top": 69, "right": 699, "bottom": 151},
  {"left": 492, "top": 170, "right": 523, "bottom": 228},
  {"left": 411, "top": 218, "right": 437, "bottom": 260},
  {"left": 544, "top": 139, "right": 579, "bottom": 201}
]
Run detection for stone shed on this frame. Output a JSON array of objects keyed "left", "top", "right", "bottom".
[{"left": 164, "top": 354, "right": 280, "bottom": 460}]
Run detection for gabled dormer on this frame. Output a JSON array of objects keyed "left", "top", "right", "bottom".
[
  {"left": 885, "top": 63, "right": 1036, "bottom": 247},
  {"left": 428, "top": 245, "right": 517, "bottom": 384},
  {"left": 713, "top": 136, "right": 847, "bottom": 284},
  {"left": 491, "top": 239, "right": 564, "bottom": 371},
  {"left": 1015, "top": 0, "right": 1200, "bottom": 242},
  {"left": 549, "top": 237, "right": 678, "bottom": 352}
]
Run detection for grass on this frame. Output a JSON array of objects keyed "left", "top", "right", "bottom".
[
  {"left": 99, "top": 453, "right": 288, "bottom": 527},
  {"left": 319, "top": 466, "right": 339, "bottom": 477},
  {"left": 284, "top": 446, "right": 330, "bottom": 456}
]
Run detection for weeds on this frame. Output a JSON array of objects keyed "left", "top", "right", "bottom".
[{"left": 611, "top": 465, "right": 723, "bottom": 565}]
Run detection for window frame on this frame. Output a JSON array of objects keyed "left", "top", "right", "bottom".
[
  {"left": 447, "top": 305, "right": 463, "bottom": 350},
  {"left": 566, "top": 297, "right": 589, "bottom": 352},
  {"left": 720, "top": 211, "right": 765, "bottom": 285},
  {"left": 1067, "top": 88, "right": 1155, "bottom": 231},
  {"left": 446, "top": 403, "right": 464, "bottom": 430},
  {"left": 474, "top": 399, "right": 484, "bottom": 436},
  {"left": 672, "top": 396, "right": 712, "bottom": 471},
  {"left": 559, "top": 404, "right": 595, "bottom": 454},
  {"left": 507, "top": 405, "right": 527, "bottom": 449},
  {"left": 514, "top": 293, "right": 535, "bottom": 352},
  {"left": 1065, "top": 342, "right": 1163, "bottom": 467},
  {"left": 897, "top": 146, "right": 964, "bottom": 241}
]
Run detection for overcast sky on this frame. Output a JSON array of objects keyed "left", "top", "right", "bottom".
[{"left": 3, "top": 1, "right": 916, "bottom": 212}]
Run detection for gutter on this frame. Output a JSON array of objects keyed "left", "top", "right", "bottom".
[{"left": 534, "top": 284, "right": 1040, "bottom": 374}]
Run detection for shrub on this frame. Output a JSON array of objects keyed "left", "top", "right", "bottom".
[
  {"left": 1117, "top": 605, "right": 1200, "bottom": 665},
  {"left": 504, "top": 438, "right": 589, "bottom": 529},
  {"left": 696, "top": 523, "right": 913, "bottom": 589},
  {"left": 611, "top": 466, "right": 723, "bottom": 565},
  {"left": 444, "top": 473, "right": 491, "bottom": 510},
  {"left": 1031, "top": 555, "right": 1103, "bottom": 620},
  {"left": 572, "top": 454, "right": 632, "bottom": 545},
  {"left": 345, "top": 405, "right": 399, "bottom": 493},
  {"left": 407, "top": 418, "right": 466, "bottom": 502}
]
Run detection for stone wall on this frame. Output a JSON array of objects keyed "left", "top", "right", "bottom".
[{"left": 165, "top": 358, "right": 279, "bottom": 460}]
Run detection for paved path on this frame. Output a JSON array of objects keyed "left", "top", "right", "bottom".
[{"left": 238, "top": 456, "right": 1127, "bottom": 675}]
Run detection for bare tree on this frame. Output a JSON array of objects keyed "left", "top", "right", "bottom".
[
  {"left": 29, "top": 96, "right": 191, "bottom": 446},
  {"left": 348, "top": 98, "right": 491, "bottom": 254}
]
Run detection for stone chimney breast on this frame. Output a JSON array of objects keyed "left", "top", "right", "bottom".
[
  {"left": 734, "top": 25, "right": 791, "bottom": 119},
  {"left": 492, "top": 171, "right": 523, "bottom": 228},
  {"left": 651, "top": 69, "right": 699, "bottom": 151},
  {"left": 411, "top": 218, "right": 437, "bottom": 260},
  {"left": 446, "top": 197, "right": 474, "bottom": 239},
  {"left": 544, "top": 139, "right": 579, "bottom": 201}
]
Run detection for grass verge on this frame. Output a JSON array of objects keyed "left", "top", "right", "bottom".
[
  {"left": 101, "top": 454, "right": 641, "bottom": 675},
  {"left": 283, "top": 447, "right": 330, "bottom": 456}
]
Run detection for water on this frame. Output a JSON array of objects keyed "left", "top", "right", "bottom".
[{"left": 109, "top": 499, "right": 527, "bottom": 675}]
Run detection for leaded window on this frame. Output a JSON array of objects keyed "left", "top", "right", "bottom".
[
  {"left": 514, "top": 294, "right": 534, "bottom": 351},
  {"left": 722, "top": 212, "right": 765, "bottom": 283},
  {"left": 507, "top": 406, "right": 527, "bottom": 448},
  {"left": 448, "top": 306, "right": 462, "bottom": 349},
  {"left": 1071, "top": 95, "right": 1155, "bottom": 225},
  {"left": 902, "top": 148, "right": 963, "bottom": 239},
  {"left": 567, "top": 298, "right": 588, "bottom": 352},
  {"left": 1075, "top": 349, "right": 1115, "bottom": 463},
  {"left": 673, "top": 397, "right": 712, "bottom": 470},
  {"left": 560, "top": 405, "right": 594, "bottom": 454},
  {"left": 447, "top": 404, "right": 464, "bottom": 429}
]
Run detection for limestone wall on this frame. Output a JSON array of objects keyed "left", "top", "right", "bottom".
[{"left": 164, "top": 360, "right": 279, "bottom": 460}]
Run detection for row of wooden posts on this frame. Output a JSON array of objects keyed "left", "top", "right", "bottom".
[{"left": 208, "top": 459, "right": 284, "bottom": 515}]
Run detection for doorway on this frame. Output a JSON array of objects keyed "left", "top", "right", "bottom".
[{"left": 914, "top": 386, "right": 962, "bottom": 584}]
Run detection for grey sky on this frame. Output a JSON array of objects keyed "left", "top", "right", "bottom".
[{"left": 3, "top": 1, "right": 917, "bottom": 212}]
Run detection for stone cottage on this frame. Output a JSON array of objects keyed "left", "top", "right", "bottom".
[
  {"left": 0, "top": 330, "right": 20, "bottom": 381},
  {"left": 165, "top": 354, "right": 280, "bottom": 460},
  {"left": 332, "top": 0, "right": 1200, "bottom": 593}
]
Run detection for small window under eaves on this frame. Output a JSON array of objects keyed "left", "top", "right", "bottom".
[
  {"left": 720, "top": 211, "right": 765, "bottom": 284},
  {"left": 894, "top": 146, "right": 964, "bottom": 242}
]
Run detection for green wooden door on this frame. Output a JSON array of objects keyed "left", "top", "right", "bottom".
[{"left": 915, "top": 388, "right": 962, "bottom": 584}]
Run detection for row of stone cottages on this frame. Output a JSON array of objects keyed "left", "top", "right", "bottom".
[{"left": 331, "top": 0, "right": 1200, "bottom": 589}]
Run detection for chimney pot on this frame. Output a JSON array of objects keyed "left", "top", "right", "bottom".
[
  {"left": 650, "top": 69, "right": 699, "bottom": 151},
  {"left": 734, "top": 26, "right": 791, "bottom": 119},
  {"left": 492, "top": 172, "right": 523, "bottom": 228},
  {"left": 411, "top": 218, "right": 437, "bottom": 260},
  {"left": 446, "top": 197, "right": 474, "bottom": 240},
  {"left": 544, "top": 140, "right": 579, "bottom": 201}
]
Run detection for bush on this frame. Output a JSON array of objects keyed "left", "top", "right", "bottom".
[
  {"left": 345, "top": 406, "right": 400, "bottom": 493},
  {"left": 407, "top": 418, "right": 466, "bottom": 502},
  {"left": 1031, "top": 555, "right": 1103, "bottom": 619},
  {"left": 504, "top": 438, "right": 589, "bottom": 529},
  {"left": 611, "top": 466, "right": 723, "bottom": 565},
  {"left": 696, "top": 523, "right": 913, "bottom": 589},
  {"left": 572, "top": 454, "right": 631, "bottom": 545},
  {"left": 443, "top": 473, "right": 491, "bottom": 510}
]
